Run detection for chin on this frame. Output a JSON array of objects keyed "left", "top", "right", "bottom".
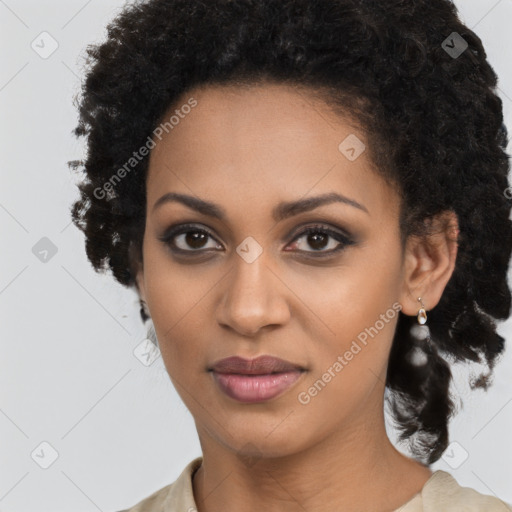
[{"left": 221, "top": 427, "right": 309, "bottom": 462}]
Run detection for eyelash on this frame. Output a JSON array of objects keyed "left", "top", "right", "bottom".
[{"left": 158, "top": 222, "right": 356, "bottom": 258}]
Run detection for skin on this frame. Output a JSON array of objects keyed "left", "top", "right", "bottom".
[{"left": 135, "top": 82, "right": 459, "bottom": 512}]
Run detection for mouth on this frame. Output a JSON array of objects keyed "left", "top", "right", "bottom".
[{"left": 208, "top": 355, "right": 306, "bottom": 403}]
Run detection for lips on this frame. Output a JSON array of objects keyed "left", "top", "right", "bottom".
[
  {"left": 210, "top": 355, "right": 304, "bottom": 375},
  {"left": 209, "top": 355, "right": 306, "bottom": 403}
]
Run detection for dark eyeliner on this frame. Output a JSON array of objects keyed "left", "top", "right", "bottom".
[
  {"left": 158, "top": 222, "right": 356, "bottom": 257},
  {"left": 288, "top": 224, "right": 356, "bottom": 257},
  {"left": 158, "top": 223, "right": 221, "bottom": 254}
]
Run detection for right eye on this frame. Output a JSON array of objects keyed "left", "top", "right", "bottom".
[{"left": 158, "top": 223, "right": 224, "bottom": 254}]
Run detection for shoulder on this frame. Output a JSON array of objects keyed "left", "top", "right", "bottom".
[
  {"left": 115, "top": 456, "right": 203, "bottom": 512},
  {"left": 422, "top": 470, "right": 512, "bottom": 511},
  {"left": 115, "top": 483, "right": 173, "bottom": 512}
]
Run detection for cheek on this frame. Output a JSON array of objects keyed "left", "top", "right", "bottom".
[
  {"left": 286, "top": 242, "right": 402, "bottom": 336},
  {"left": 141, "top": 243, "right": 211, "bottom": 367},
  {"left": 291, "top": 245, "right": 403, "bottom": 388},
  {"left": 295, "top": 290, "right": 400, "bottom": 423},
  {"left": 142, "top": 233, "right": 217, "bottom": 318}
]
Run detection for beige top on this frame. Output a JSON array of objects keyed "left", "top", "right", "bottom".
[{"left": 118, "top": 456, "right": 512, "bottom": 512}]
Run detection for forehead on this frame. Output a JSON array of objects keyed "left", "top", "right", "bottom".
[{"left": 146, "top": 83, "right": 398, "bottom": 221}]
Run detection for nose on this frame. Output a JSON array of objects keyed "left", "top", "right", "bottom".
[{"left": 215, "top": 252, "right": 291, "bottom": 337}]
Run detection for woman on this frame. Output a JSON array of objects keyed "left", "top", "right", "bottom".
[{"left": 69, "top": 0, "right": 512, "bottom": 510}]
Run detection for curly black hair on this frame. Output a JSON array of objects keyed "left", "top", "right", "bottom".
[{"left": 69, "top": 0, "right": 512, "bottom": 465}]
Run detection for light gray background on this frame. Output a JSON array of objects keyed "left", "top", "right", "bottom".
[{"left": 1, "top": 1, "right": 511, "bottom": 510}]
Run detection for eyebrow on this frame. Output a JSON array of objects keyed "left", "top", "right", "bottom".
[{"left": 152, "top": 191, "right": 369, "bottom": 221}]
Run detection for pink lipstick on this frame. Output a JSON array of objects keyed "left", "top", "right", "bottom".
[{"left": 209, "top": 355, "right": 305, "bottom": 403}]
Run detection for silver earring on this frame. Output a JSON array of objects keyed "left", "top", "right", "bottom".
[
  {"left": 417, "top": 297, "right": 427, "bottom": 325},
  {"left": 408, "top": 297, "right": 431, "bottom": 366},
  {"left": 409, "top": 297, "right": 430, "bottom": 343}
]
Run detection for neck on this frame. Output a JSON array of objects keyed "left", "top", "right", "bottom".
[{"left": 192, "top": 399, "right": 432, "bottom": 512}]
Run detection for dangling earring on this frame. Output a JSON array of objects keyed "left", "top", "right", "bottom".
[
  {"left": 408, "top": 297, "right": 431, "bottom": 366},
  {"left": 410, "top": 297, "right": 429, "bottom": 340},
  {"left": 417, "top": 297, "right": 427, "bottom": 324}
]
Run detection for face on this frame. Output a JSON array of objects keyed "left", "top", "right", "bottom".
[{"left": 136, "top": 82, "right": 411, "bottom": 459}]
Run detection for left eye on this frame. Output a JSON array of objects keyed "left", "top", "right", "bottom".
[{"left": 286, "top": 225, "right": 354, "bottom": 255}]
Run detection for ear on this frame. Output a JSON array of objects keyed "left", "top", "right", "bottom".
[
  {"left": 398, "top": 210, "right": 459, "bottom": 317},
  {"left": 134, "top": 262, "right": 147, "bottom": 305},
  {"left": 128, "top": 239, "right": 147, "bottom": 303}
]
